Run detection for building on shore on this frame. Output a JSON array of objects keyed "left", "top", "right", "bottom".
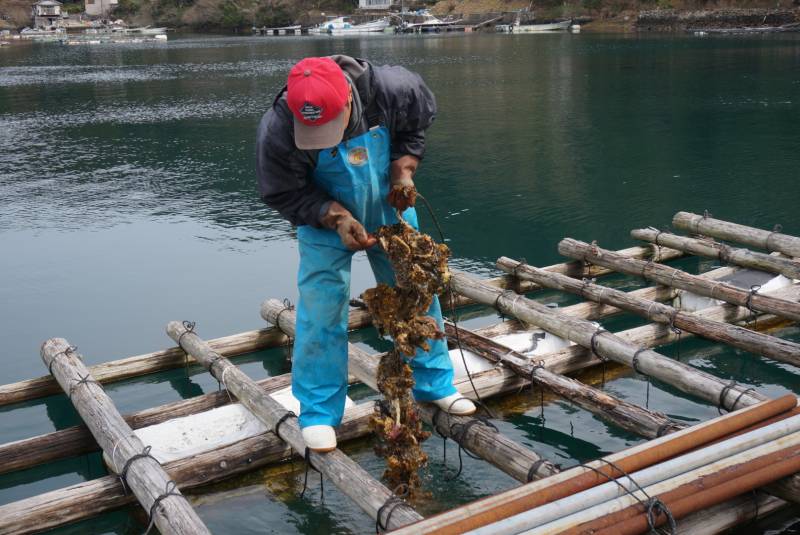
[
  {"left": 31, "top": 0, "right": 63, "bottom": 28},
  {"left": 358, "top": 0, "right": 392, "bottom": 10},
  {"left": 85, "top": 0, "right": 119, "bottom": 18}
]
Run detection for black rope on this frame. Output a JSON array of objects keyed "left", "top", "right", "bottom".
[
  {"left": 578, "top": 459, "right": 677, "bottom": 535},
  {"left": 375, "top": 484, "right": 410, "bottom": 534},
  {"left": 632, "top": 347, "right": 652, "bottom": 408},
  {"left": 275, "top": 298, "right": 296, "bottom": 361},
  {"left": 274, "top": 411, "right": 297, "bottom": 441},
  {"left": 143, "top": 480, "right": 184, "bottom": 535},
  {"left": 745, "top": 285, "right": 761, "bottom": 329},
  {"left": 656, "top": 422, "right": 675, "bottom": 437},
  {"left": 176, "top": 320, "right": 196, "bottom": 349},
  {"left": 511, "top": 257, "right": 528, "bottom": 293},
  {"left": 437, "top": 398, "right": 497, "bottom": 480},
  {"left": 207, "top": 351, "right": 226, "bottom": 389},
  {"left": 668, "top": 311, "right": 683, "bottom": 361},
  {"left": 300, "top": 447, "right": 324, "bottom": 501},
  {"left": 526, "top": 458, "right": 558, "bottom": 482},
  {"left": 579, "top": 277, "right": 596, "bottom": 299},
  {"left": 718, "top": 380, "right": 739, "bottom": 414},
  {"left": 68, "top": 373, "right": 102, "bottom": 400},
  {"left": 730, "top": 387, "right": 756, "bottom": 412},
  {"left": 118, "top": 445, "right": 159, "bottom": 495},
  {"left": 48, "top": 345, "right": 78, "bottom": 376}
]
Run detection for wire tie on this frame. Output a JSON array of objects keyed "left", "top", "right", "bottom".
[
  {"left": 730, "top": 387, "right": 755, "bottom": 412},
  {"left": 526, "top": 458, "right": 554, "bottom": 482},
  {"left": 176, "top": 320, "right": 196, "bottom": 349},
  {"left": 118, "top": 445, "right": 159, "bottom": 494},
  {"left": 68, "top": 373, "right": 102, "bottom": 400},
  {"left": 631, "top": 348, "right": 647, "bottom": 375},
  {"left": 274, "top": 298, "right": 296, "bottom": 330},
  {"left": 656, "top": 422, "right": 675, "bottom": 437},
  {"left": 48, "top": 345, "right": 79, "bottom": 376},
  {"left": 144, "top": 480, "right": 184, "bottom": 535}
]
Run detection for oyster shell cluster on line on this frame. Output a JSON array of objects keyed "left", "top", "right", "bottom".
[{"left": 361, "top": 219, "right": 451, "bottom": 496}]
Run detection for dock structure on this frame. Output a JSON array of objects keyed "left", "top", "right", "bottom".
[{"left": 1, "top": 210, "right": 799, "bottom": 533}]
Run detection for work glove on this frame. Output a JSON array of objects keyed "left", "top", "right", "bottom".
[
  {"left": 321, "top": 201, "right": 377, "bottom": 251},
  {"left": 388, "top": 155, "right": 419, "bottom": 212}
]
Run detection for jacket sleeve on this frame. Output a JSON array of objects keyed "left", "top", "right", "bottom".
[
  {"left": 256, "top": 102, "right": 331, "bottom": 228},
  {"left": 375, "top": 65, "right": 437, "bottom": 161}
]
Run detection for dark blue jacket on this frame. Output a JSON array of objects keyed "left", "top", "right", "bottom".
[{"left": 256, "top": 55, "right": 437, "bottom": 228}]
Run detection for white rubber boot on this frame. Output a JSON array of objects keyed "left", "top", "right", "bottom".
[
  {"left": 432, "top": 394, "right": 477, "bottom": 416},
  {"left": 301, "top": 425, "right": 337, "bottom": 453}
]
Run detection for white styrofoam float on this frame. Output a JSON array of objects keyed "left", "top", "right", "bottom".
[
  {"left": 448, "top": 328, "right": 573, "bottom": 379},
  {"left": 677, "top": 269, "right": 794, "bottom": 313},
  {"left": 127, "top": 386, "right": 354, "bottom": 463}
]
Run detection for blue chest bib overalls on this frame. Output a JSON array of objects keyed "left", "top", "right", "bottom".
[{"left": 293, "top": 126, "right": 457, "bottom": 429}]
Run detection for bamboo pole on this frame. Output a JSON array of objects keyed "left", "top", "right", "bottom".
[
  {"left": 441, "top": 323, "right": 685, "bottom": 439},
  {"left": 631, "top": 227, "right": 800, "bottom": 280},
  {"left": 0, "top": 263, "right": 763, "bottom": 477},
  {"left": 0, "top": 403, "right": 375, "bottom": 535},
  {"left": 260, "top": 299, "right": 560, "bottom": 483},
  {"left": 673, "top": 211, "right": 800, "bottom": 258},
  {"left": 165, "top": 321, "right": 423, "bottom": 530},
  {"left": 40, "top": 339, "right": 211, "bottom": 535},
  {"left": 449, "top": 271, "right": 767, "bottom": 411},
  {"left": 0, "top": 245, "right": 680, "bottom": 409},
  {"left": 496, "top": 257, "right": 800, "bottom": 367},
  {"left": 559, "top": 238, "right": 800, "bottom": 322},
  {"left": 0, "top": 374, "right": 291, "bottom": 476}
]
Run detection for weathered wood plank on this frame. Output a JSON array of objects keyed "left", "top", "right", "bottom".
[
  {"left": 442, "top": 323, "right": 685, "bottom": 439},
  {"left": 0, "top": 245, "right": 680, "bottom": 408},
  {"left": 449, "top": 271, "right": 768, "bottom": 411},
  {"left": 673, "top": 211, "right": 800, "bottom": 257},
  {"left": 631, "top": 227, "right": 800, "bottom": 280},
  {"left": 496, "top": 257, "right": 800, "bottom": 367},
  {"left": 40, "top": 339, "right": 211, "bottom": 535},
  {"left": 165, "top": 321, "right": 423, "bottom": 530},
  {"left": 0, "top": 374, "right": 291, "bottom": 476},
  {"left": 559, "top": 238, "right": 800, "bottom": 322}
]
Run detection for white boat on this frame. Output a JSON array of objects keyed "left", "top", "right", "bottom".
[
  {"left": 401, "top": 10, "right": 461, "bottom": 32},
  {"left": 309, "top": 16, "right": 390, "bottom": 34},
  {"left": 129, "top": 26, "right": 169, "bottom": 35},
  {"left": 497, "top": 13, "right": 572, "bottom": 33}
]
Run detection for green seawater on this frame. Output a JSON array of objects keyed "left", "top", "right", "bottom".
[{"left": 1, "top": 32, "right": 799, "bottom": 533}]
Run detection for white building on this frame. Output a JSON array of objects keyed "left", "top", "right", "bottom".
[
  {"left": 32, "top": 0, "right": 62, "bottom": 28},
  {"left": 85, "top": 0, "right": 118, "bottom": 18},
  {"left": 358, "top": 0, "right": 392, "bottom": 10}
]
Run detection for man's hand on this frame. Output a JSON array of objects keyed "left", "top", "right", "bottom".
[
  {"left": 388, "top": 155, "right": 419, "bottom": 212},
  {"left": 321, "top": 201, "right": 377, "bottom": 251}
]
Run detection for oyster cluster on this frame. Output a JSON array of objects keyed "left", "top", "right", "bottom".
[{"left": 362, "top": 220, "right": 451, "bottom": 496}]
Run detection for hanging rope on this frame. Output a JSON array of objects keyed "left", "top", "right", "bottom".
[
  {"left": 589, "top": 327, "right": 608, "bottom": 388},
  {"left": 300, "top": 447, "right": 324, "bottom": 502},
  {"left": 764, "top": 223, "right": 783, "bottom": 252},
  {"left": 745, "top": 285, "right": 761, "bottom": 329},
  {"left": 432, "top": 398, "right": 497, "bottom": 481},
  {"left": 275, "top": 298, "right": 296, "bottom": 362}
]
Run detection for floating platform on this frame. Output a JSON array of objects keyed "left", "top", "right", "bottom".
[{"left": 1, "top": 210, "right": 799, "bottom": 534}]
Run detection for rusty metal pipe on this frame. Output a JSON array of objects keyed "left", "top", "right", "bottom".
[
  {"left": 562, "top": 443, "right": 800, "bottom": 534},
  {"left": 592, "top": 445, "right": 800, "bottom": 535},
  {"left": 418, "top": 395, "right": 796, "bottom": 535}
]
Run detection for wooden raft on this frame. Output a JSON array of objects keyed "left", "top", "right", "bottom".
[{"left": 0, "top": 211, "right": 798, "bottom": 535}]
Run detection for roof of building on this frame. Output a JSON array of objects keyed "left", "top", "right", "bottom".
[{"left": 33, "top": 0, "right": 62, "bottom": 6}]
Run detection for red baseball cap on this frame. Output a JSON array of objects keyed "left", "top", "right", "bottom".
[{"left": 287, "top": 57, "right": 350, "bottom": 150}]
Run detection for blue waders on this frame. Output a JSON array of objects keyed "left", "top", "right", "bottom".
[{"left": 293, "top": 126, "right": 457, "bottom": 429}]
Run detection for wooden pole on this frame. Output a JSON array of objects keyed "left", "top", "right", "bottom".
[
  {"left": 673, "top": 211, "right": 800, "bottom": 258},
  {"left": 165, "top": 321, "right": 423, "bottom": 530},
  {"left": 40, "top": 339, "right": 211, "bottom": 535},
  {"left": 0, "top": 263, "right": 762, "bottom": 477},
  {"left": 0, "top": 403, "right": 375, "bottom": 535},
  {"left": 558, "top": 238, "right": 800, "bottom": 322},
  {"left": 259, "top": 299, "right": 560, "bottom": 483},
  {"left": 448, "top": 271, "right": 767, "bottom": 411},
  {"left": 0, "top": 374, "right": 291, "bottom": 476},
  {"left": 631, "top": 227, "right": 800, "bottom": 280},
  {"left": 442, "top": 323, "right": 685, "bottom": 439},
  {"left": 496, "top": 257, "right": 800, "bottom": 367},
  {"left": 0, "top": 245, "right": 680, "bottom": 408}
]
